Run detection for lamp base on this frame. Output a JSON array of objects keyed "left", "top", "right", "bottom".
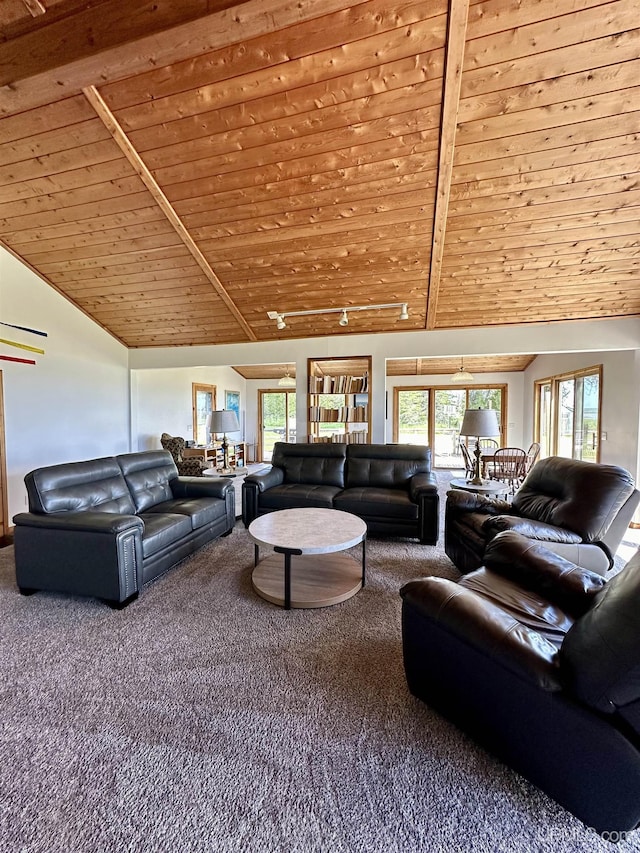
[{"left": 468, "top": 441, "right": 484, "bottom": 485}]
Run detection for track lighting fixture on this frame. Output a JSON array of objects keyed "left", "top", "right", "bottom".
[{"left": 267, "top": 302, "right": 410, "bottom": 331}]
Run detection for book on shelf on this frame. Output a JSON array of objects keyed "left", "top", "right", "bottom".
[
  {"left": 308, "top": 373, "right": 369, "bottom": 394},
  {"left": 308, "top": 405, "right": 368, "bottom": 423}
]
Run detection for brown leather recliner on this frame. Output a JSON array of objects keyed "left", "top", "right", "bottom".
[
  {"left": 445, "top": 456, "right": 640, "bottom": 575},
  {"left": 401, "top": 531, "right": 640, "bottom": 835}
]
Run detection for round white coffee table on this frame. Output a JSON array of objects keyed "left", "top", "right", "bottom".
[{"left": 248, "top": 508, "right": 367, "bottom": 610}]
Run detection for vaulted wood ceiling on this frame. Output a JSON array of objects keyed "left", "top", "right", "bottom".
[{"left": 0, "top": 0, "right": 638, "bottom": 348}]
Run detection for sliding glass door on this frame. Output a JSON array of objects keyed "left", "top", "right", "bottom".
[
  {"left": 259, "top": 389, "right": 296, "bottom": 461},
  {"left": 394, "top": 385, "right": 506, "bottom": 468},
  {"left": 535, "top": 367, "right": 601, "bottom": 462},
  {"left": 433, "top": 389, "right": 467, "bottom": 467}
]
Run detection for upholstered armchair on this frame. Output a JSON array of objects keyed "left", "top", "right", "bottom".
[{"left": 160, "top": 433, "right": 207, "bottom": 477}]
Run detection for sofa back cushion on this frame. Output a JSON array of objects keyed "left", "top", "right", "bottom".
[
  {"left": 24, "top": 457, "right": 136, "bottom": 515},
  {"left": 512, "top": 456, "right": 635, "bottom": 542},
  {"left": 271, "top": 442, "right": 346, "bottom": 488},
  {"left": 561, "top": 548, "right": 640, "bottom": 714},
  {"left": 346, "top": 444, "right": 431, "bottom": 489},
  {"left": 117, "top": 450, "right": 178, "bottom": 512}
]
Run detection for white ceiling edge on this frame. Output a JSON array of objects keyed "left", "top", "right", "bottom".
[{"left": 128, "top": 316, "right": 640, "bottom": 371}]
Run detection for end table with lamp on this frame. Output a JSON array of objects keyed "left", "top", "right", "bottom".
[
  {"left": 458, "top": 407, "right": 501, "bottom": 485},
  {"left": 207, "top": 409, "right": 241, "bottom": 473}
]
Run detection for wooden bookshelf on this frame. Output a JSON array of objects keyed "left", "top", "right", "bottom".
[{"left": 307, "top": 356, "right": 371, "bottom": 443}]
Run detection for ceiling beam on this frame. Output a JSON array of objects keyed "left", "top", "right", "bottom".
[
  {"left": 83, "top": 85, "right": 258, "bottom": 342},
  {"left": 0, "top": 0, "right": 360, "bottom": 116},
  {"left": 426, "top": 0, "right": 470, "bottom": 330}
]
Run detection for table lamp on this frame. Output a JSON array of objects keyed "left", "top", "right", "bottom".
[
  {"left": 209, "top": 409, "right": 240, "bottom": 471},
  {"left": 459, "top": 408, "right": 500, "bottom": 485}
]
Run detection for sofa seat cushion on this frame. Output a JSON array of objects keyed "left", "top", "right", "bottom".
[
  {"left": 259, "top": 483, "right": 342, "bottom": 510},
  {"left": 334, "top": 487, "right": 418, "bottom": 520},
  {"left": 460, "top": 568, "right": 574, "bottom": 648},
  {"left": 146, "top": 498, "right": 227, "bottom": 531},
  {"left": 138, "top": 512, "right": 192, "bottom": 558}
]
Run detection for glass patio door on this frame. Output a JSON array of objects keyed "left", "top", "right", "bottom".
[
  {"left": 433, "top": 389, "right": 467, "bottom": 467},
  {"left": 259, "top": 390, "right": 296, "bottom": 461},
  {"left": 557, "top": 372, "right": 600, "bottom": 462}
]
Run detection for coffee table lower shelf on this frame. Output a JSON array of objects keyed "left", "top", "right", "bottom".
[{"left": 252, "top": 552, "right": 362, "bottom": 609}]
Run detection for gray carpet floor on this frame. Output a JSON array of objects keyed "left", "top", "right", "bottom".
[{"left": 2, "top": 480, "right": 639, "bottom": 852}]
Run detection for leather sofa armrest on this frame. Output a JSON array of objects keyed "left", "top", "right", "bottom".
[
  {"left": 483, "top": 515, "right": 583, "bottom": 544},
  {"left": 401, "top": 576, "right": 563, "bottom": 691},
  {"left": 409, "top": 472, "right": 438, "bottom": 501},
  {"left": 483, "top": 531, "right": 606, "bottom": 617},
  {"left": 13, "top": 512, "right": 144, "bottom": 605},
  {"left": 13, "top": 510, "right": 143, "bottom": 535},
  {"left": 171, "top": 476, "right": 232, "bottom": 501},
  {"left": 244, "top": 467, "right": 284, "bottom": 492},
  {"left": 446, "top": 489, "right": 512, "bottom": 514}
]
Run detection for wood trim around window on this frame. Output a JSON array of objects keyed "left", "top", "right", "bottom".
[
  {"left": 191, "top": 383, "right": 217, "bottom": 443},
  {"left": 392, "top": 384, "right": 508, "bottom": 452}
]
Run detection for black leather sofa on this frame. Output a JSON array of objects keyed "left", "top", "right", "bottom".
[
  {"left": 401, "top": 531, "right": 640, "bottom": 836},
  {"left": 445, "top": 456, "right": 640, "bottom": 575},
  {"left": 242, "top": 442, "right": 439, "bottom": 544},
  {"left": 12, "top": 450, "right": 234, "bottom": 608}
]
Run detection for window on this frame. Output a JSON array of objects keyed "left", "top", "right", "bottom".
[
  {"left": 534, "top": 366, "right": 601, "bottom": 462},
  {"left": 192, "top": 384, "right": 216, "bottom": 445},
  {"left": 393, "top": 384, "right": 506, "bottom": 468}
]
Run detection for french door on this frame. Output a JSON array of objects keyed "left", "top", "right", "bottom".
[{"left": 258, "top": 389, "right": 296, "bottom": 461}]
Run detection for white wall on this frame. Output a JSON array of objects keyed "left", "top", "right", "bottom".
[
  {"left": 128, "top": 317, "right": 640, "bottom": 446},
  {"left": 0, "top": 248, "right": 130, "bottom": 521},
  {"left": 132, "top": 365, "right": 246, "bottom": 451}
]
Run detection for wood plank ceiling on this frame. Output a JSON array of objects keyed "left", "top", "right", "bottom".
[{"left": 0, "top": 0, "right": 638, "bottom": 348}]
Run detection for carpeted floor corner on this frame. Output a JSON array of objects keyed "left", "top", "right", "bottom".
[{"left": 1, "top": 509, "right": 638, "bottom": 852}]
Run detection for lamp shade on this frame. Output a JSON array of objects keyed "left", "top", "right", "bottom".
[
  {"left": 209, "top": 409, "right": 240, "bottom": 434},
  {"left": 459, "top": 408, "right": 500, "bottom": 438}
]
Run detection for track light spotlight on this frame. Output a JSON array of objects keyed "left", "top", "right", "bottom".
[
  {"left": 339, "top": 309, "right": 349, "bottom": 327},
  {"left": 276, "top": 314, "right": 286, "bottom": 330},
  {"left": 399, "top": 303, "right": 409, "bottom": 321}
]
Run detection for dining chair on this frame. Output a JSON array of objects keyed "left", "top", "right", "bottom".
[
  {"left": 458, "top": 441, "right": 475, "bottom": 479},
  {"left": 487, "top": 447, "right": 527, "bottom": 494},
  {"left": 517, "top": 442, "right": 541, "bottom": 487},
  {"left": 478, "top": 438, "right": 499, "bottom": 451}
]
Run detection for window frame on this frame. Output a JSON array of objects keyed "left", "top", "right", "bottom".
[{"left": 533, "top": 365, "right": 602, "bottom": 462}]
